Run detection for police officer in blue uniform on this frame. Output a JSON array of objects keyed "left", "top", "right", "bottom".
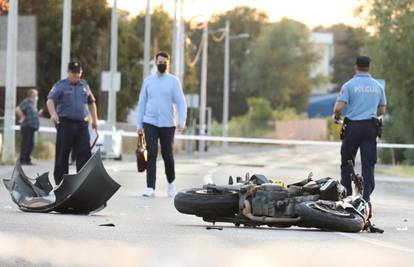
[
  {"left": 46, "top": 60, "right": 99, "bottom": 185},
  {"left": 333, "top": 56, "right": 386, "bottom": 202}
]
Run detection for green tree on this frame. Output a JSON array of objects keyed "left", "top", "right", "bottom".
[
  {"left": 224, "top": 97, "right": 275, "bottom": 138},
  {"left": 19, "top": 0, "right": 112, "bottom": 118},
  {"left": 359, "top": 0, "right": 414, "bottom": 163},
  {"left": 116, "top": 17, "right": 143, "bottom": 121},
  {"left": 201, "top": 6, "right": 269, "bottom": 121},
  {"left": 19, "top": 0, "right": 63, "bottom": 111},
  {"left": 132, "top": 6, "right": 173, "bottom": 59},
  {"left": 183, "top": 21, "right": 205, "bottom": 96},
  {"left": 314, "top": 24, "right": 368, "bottom": 92},
  {"left": 71, "top": 0, "right": 111, "bottom": 118},
  {"left": 18, "top": 1, "right": 170, "bottom": 122},
  {"left": 246, "top": 97, "right": 274, "bottom": 129},
  {"left": 240, "top": 18, "right": 319, "bottom": 113}
]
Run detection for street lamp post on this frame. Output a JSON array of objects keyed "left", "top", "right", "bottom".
[
  {"left": 198, "top": 22, "right": 208, "bottom": 152},
  {"left": 221, "top": 20, "right": 249, "bottom": 147},
  {"left": 2, "top": 0, "right": 18, "bottom": 162},
  {"left": 222, "top": 20, "right": 230, "bottom": 147},
  {"left": 143, "top": 0, "right": 151, "bottom": 79},
  {"left": 172, "top": 0, "right": 185, "bottom": 84},
  {"left": 107, "top": 0, "right": 118, "bottom": 131},
  {"left": 60, "top": 0, "right": 71, "bottom": 79}
]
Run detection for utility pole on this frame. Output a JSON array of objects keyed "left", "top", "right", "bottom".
[
  {"left": 172, "top": 0, "right": 178, "bottom": 74},
  {"left": 198, "top": 23, "right": 208, "bottom": 152},
  {"left": 172, "top": 0, "right": 184, "bottom": 81},
  {"left": 143, "top": 0, "right": 151, "bottom": 79},
  {"left": 178, "top": 0, "right": 185, "bottom": 84},
  {"left": 107, "top": 0, "right": 118, "bottom": 129},
  {"left": 222, "top": 20, "right": 230, "bottom": 147},
  {"left": 60, "top": 0, "right": 71, "bottom": 79},
  {"left": 2, "top": 0, "right": 18, "bottom": 162}
]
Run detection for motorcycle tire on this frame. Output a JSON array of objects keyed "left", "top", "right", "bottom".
[
  {"left": 174, "top": 189, "right": 239, "bottom": 217},
  {"left": 295, "top": 201, "right": 365, "bottom": 233}
]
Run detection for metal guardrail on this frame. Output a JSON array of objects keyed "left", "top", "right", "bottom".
[{"left": 11, "top": 125, "right": 414, "bottom": 149}]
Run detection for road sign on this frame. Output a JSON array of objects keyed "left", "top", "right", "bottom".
[
  {"left": 185, "top": 94, "right": 199, "bottom": 108},
  {"left": 101, "top": 71, "right": 121, "bottom": 92}
]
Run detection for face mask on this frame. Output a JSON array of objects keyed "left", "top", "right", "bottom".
[{"left": 157, "top": 63, "right": 167, "bottom": 73}]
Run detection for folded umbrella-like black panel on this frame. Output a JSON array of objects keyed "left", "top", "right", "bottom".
[{"left": 2, "top": 150, "right": 121, "bottom": 214}]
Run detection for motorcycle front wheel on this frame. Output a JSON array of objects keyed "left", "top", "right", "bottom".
[
  {"left": 295, "top": 201, "right": 365, "bottom": 233},
  {"left": 174, "top": 189, "right": 239, "bottom": 217}
]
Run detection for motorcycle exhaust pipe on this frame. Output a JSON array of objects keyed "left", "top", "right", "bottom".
[{"left": 242, "top": 200, "right": 301, "bottom": 224}]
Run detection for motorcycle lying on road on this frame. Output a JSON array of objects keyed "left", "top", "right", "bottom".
[{"left": 175, "top": 161, "right": 383, "bottom": 233}]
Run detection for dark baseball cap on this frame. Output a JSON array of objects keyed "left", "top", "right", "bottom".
[
  {"left": 356, "top": 56, "right": 370, "bottom": 68},
  {"left": 68, "top": 60, "right": 82, "bottom": 73}
]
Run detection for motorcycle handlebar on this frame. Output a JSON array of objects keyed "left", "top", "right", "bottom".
[{"left": 347, "top": 160, "right": 363, "bottom": 195}]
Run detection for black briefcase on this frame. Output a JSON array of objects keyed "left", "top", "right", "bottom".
[{"left": 136, "top": 133, "right": 147, "bottom": 172}]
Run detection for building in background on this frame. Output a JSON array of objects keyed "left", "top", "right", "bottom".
[
  {"left": 0, "top": 15, "right": 36, "bottom": 116},
  {"left": 310, "top": 32, "right": 334, "bottom": 95}
]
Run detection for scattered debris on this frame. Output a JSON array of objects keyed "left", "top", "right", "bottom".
[
  {"left": 206, "top": 226, "right": 223, "bottom": 230},
  {"left": 206, "top": 222, "right": 223, "bottom": 230},
  {"left": 99, "top": 223, "right": 115, "bottom": 227}
]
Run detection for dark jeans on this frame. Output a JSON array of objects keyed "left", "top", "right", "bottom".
[
  {"left": 20, "top": 126, "right": 36, "bottom": 163},
  {"left": 54, "top": 119, "right": 91, "bottom": 185},
  {"left": 340, "top": 119, "right": 377, "bottom": 201},
  {"left": 143, "top": 123, "right": 176, "bottom": 189}
]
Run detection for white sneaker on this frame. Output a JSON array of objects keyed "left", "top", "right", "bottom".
[
  {"left": 142, "top": 187, "right": 155, "bottom": 197},
  {"left": 167, "top": 183, "right": 176, "bottom": 197}
]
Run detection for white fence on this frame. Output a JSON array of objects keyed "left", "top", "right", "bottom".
[{"left": 13, "top": 126, "right": 414, "bottom": 149}]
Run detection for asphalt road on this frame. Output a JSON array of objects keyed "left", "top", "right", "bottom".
[{"left": 0, "top": 145, "right": 413, "bottom": 267}]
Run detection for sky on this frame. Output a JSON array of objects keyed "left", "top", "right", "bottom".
[{"left": 108, "top": 0, "right": 361, "bottom": 28}]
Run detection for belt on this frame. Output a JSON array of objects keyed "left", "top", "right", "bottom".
[
  {"left": 59, "top": 117, "right": 87, "bottom": 123},
  {"left": 346, "top": 118, "right": 375, "bottom": 123}
]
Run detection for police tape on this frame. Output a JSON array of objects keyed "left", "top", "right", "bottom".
[{"left": 13, "top": 125, "right": 414, "bottom": 149}]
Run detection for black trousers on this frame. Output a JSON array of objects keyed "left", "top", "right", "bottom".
[
  {"left": 54, "top": 119, "right": 91, "bottom": 185},
  {"left": 340, "top": 119, "right": 377, "bottom": 201},
  {"left": 143, "top": 123, "right": 176, "bottom": 189},
  {"left": 20, "top": 126, "right": 36, "bottom": 163}
]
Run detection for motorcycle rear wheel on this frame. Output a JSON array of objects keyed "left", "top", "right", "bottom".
[
  {"left": 296, "top": 201, "right": 365, "bottom": 233},
  {"left": 174, "top": 189, "right": 239, "bottom": 217}
]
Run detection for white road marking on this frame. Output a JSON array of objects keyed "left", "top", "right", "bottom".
[
  {"left": 0, "top": 232, "right": 149, "bottom": 267},
  {"left": 338, "top": 233, "right": 414, "bottom": 254}
]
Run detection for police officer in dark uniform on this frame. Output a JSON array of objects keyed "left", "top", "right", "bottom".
[
  {"left": 16, "top": 89, "right": 42, "bottom": 165},
  {"left": 333, "top": 56, "right": 386, "bottom": 202},
  {"left": 46, "top": 60, "right": 99, "bottom": 185}
]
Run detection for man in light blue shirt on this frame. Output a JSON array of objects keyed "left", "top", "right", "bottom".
[
  {"left": 333, "top": 55, "right": 386, "bottom": 203},
  {"left": 136, "top": 51, "right": 187, "bottom": 197}
]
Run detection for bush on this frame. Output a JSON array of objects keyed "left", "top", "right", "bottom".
[
  {"left": 404, "top": 149, "right": 414, "bottom": 165},
  {"left": 213, "top": 106, "right": 310, "bottom": 138},
  {"left": 273, "top": 108, "right": 306, "bottom": 121},
  {"left": 246, "top": 97, "right": 274, "bottom": 128},
  {"left": 32, "top": 137, "right": 55, "bottom": 160},
  {"left": 327, "top": 118, "right": 341, "bottom": 141},
  {"left": 378, "top": 147, "right": 407, "bottom": 165}
]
